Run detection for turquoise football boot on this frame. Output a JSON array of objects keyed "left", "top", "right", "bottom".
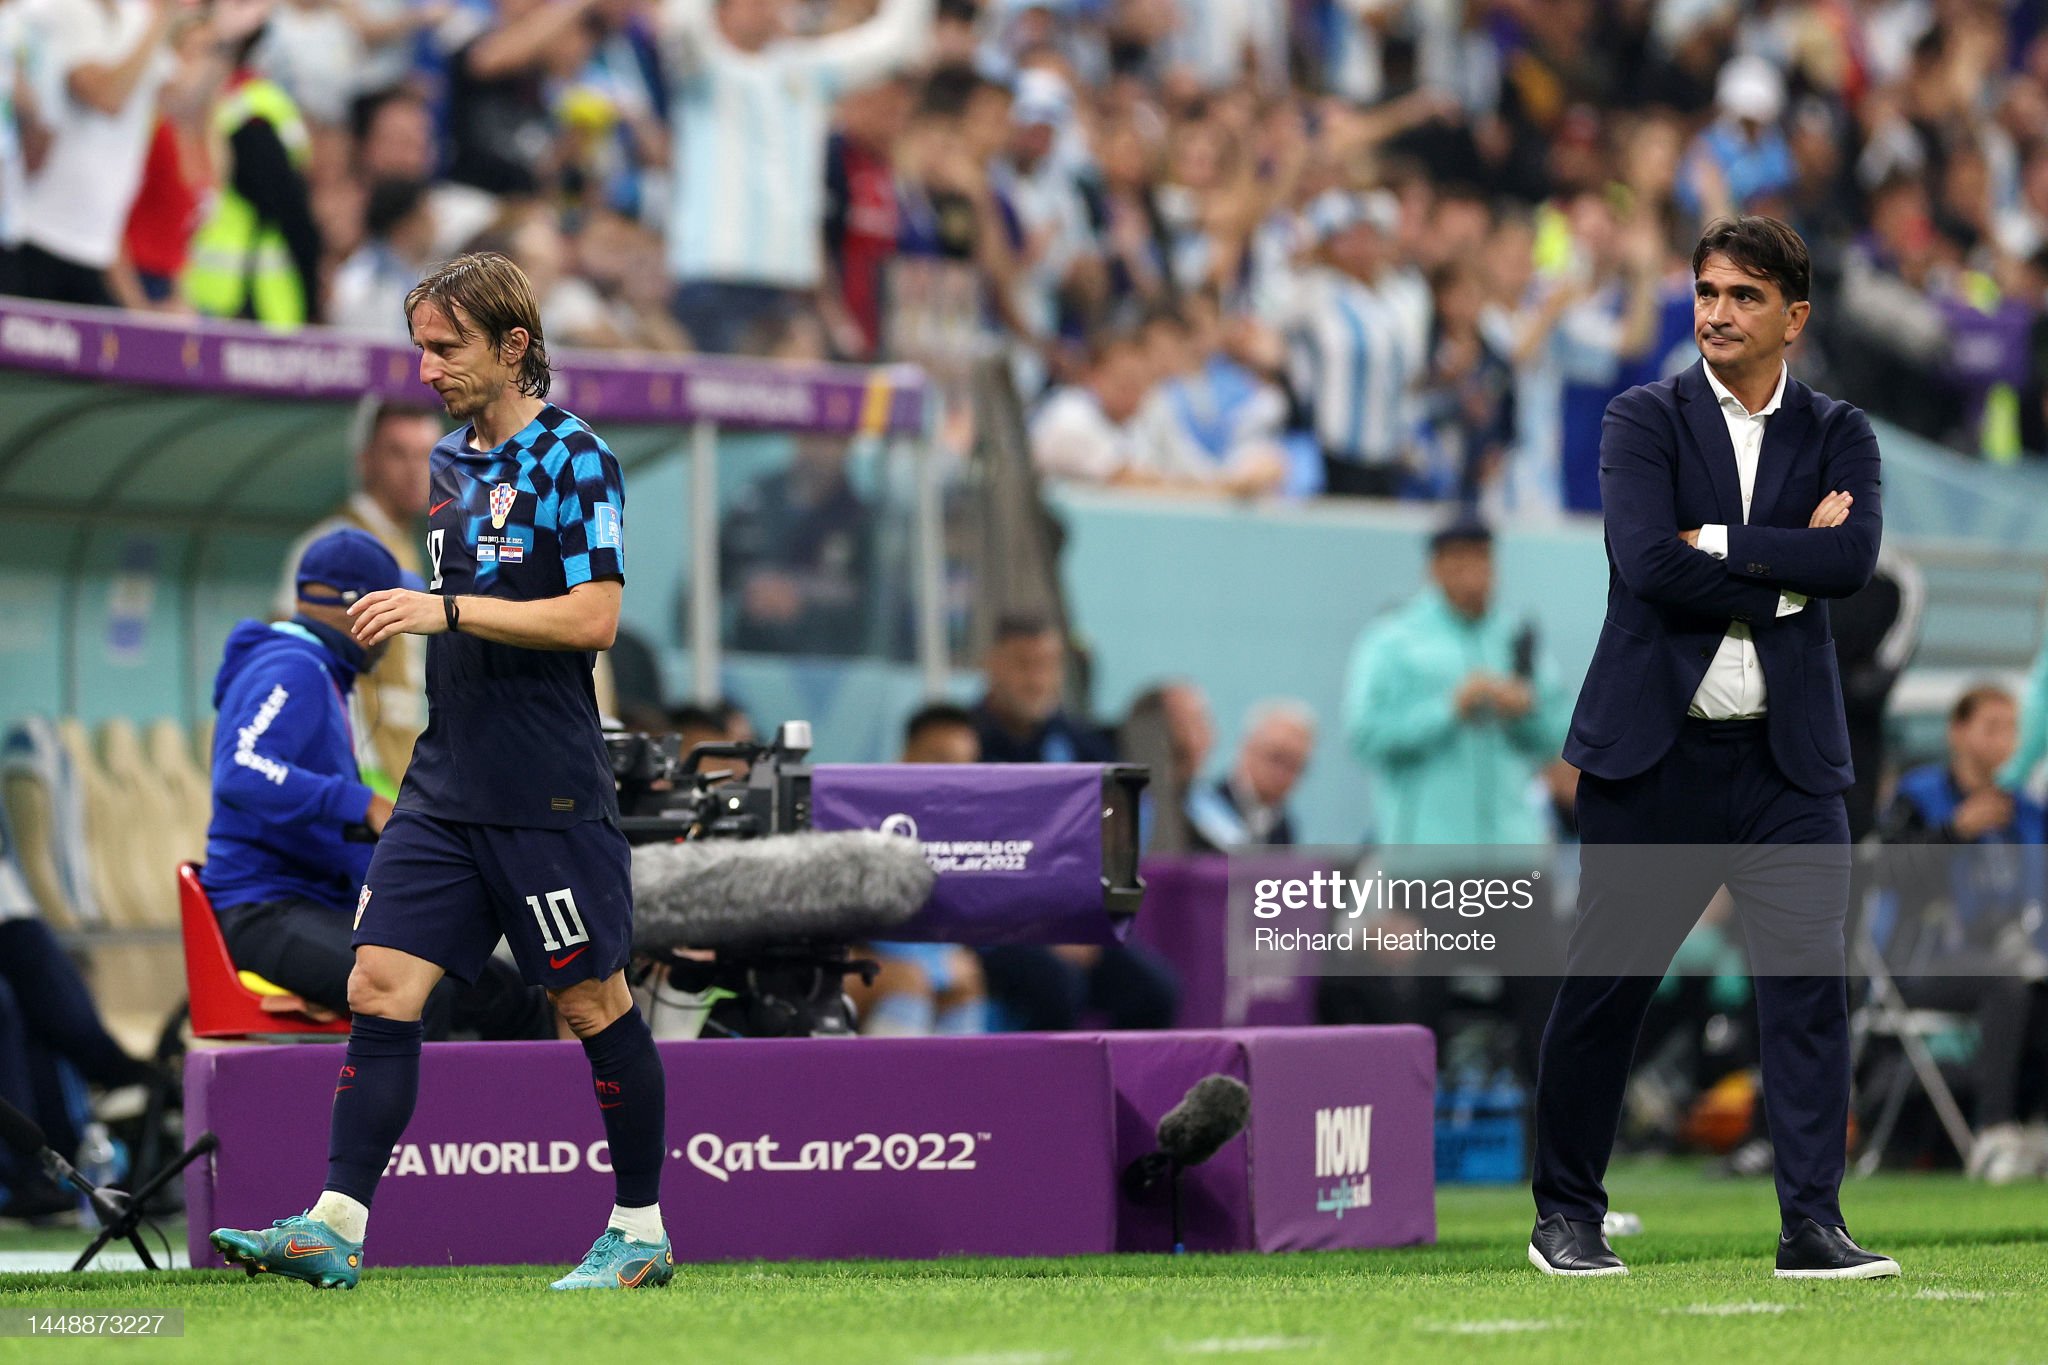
[
  {"left": 210, "top": 1214, "right": 363, "bottom": 1290},
  {"left": 549, "top": 1228, "right": 675, "bottom": 1290}
]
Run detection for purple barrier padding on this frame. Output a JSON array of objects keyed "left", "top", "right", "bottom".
[
  {"left": 810, "top": 764, "right": 1124, "bottom": 945},
  {"left": 185, "top": 1035, "right": 1116, "bottom": 1268},
  {"left": 0, "top": 296, "right": 926, "bottom": 436},
  {"left": 1243, "top": 1027, "right": 1437, "bottom": 1252},
  {"left": 1129, "top": 856, "right": 1317, "bottom": 1028},
  {"left": 1099, "top": 1033, "right": 1251, "bottom": 1254},
  {"left": 1100, "top": 1027, "right": 1436, "bottom": 1254}
]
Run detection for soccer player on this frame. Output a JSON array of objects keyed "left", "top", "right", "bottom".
[{"left": 210, "top": 253, "right": 671, "bottom": 1292}]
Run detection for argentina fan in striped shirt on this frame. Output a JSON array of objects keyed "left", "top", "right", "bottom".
[
  {"left": 1288, "top": 189, "right": 1431, "bottom": 498},
  {"left": 660, "top": 0, "right": 933, "bottom": 353}
]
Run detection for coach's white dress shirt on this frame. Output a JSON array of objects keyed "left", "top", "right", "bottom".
[{"left": 1688, "top": 361, "right": 1806, "bottom": 719}]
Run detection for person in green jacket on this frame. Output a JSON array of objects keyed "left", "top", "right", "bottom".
[
  {"left": 1341, "top": 516, "right": 1572, "bottom": 848},
  {"left": 1999, "top": 631, "right": 2048, "bottom": 794},
  {"left": 1327, "top": 514, "right": 1571, "bottom": 1093}
]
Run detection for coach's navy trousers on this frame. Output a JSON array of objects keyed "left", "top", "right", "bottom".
[{"left": 1533, "top": 717, "right": 1852, "bottom": 1232}]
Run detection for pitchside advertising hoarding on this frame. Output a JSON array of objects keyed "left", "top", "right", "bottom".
[{"left": 185, "top": 1029, "right": 1435, "bottom": 1267}]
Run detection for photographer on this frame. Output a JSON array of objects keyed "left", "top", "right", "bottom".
[{"left": 202, "top": 529, "right": 548, "bottom": 1041}]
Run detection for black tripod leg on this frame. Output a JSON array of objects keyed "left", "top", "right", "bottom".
[
  {"left": 69, "top": 1224, "right": 118, "bottom": 1275},
  {"left": 68, "top": 1134, "right": 217, "bottom": 1273}
]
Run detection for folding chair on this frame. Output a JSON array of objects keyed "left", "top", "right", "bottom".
[{"left": 1849, "top": 865, "right": 1976, "bottom": 1174}]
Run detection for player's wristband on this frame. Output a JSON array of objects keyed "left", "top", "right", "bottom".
[{"left": 444, "top": 595, "right": 461, "bottom": 634}]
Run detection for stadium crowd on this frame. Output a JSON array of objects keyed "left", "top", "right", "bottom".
[
  {"left": 0, "top": 0, "right": 2045, "bottom": 510},
  {"left": 8, "top": 0, "right": 2048, "bottom": 1221}
]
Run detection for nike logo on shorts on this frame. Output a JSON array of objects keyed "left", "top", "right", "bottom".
[{"left": 550, "top": 946, "right": 588, "bottom": 970}]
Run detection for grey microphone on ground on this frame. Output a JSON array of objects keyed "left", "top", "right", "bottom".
[{"left": 1157, "top": 1075, "right": 1252, "bottom": 1167}]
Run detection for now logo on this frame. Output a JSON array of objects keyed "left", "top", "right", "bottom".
[{"left": 1314, "top": 1105, "right": 1372, "bottom": 1179}]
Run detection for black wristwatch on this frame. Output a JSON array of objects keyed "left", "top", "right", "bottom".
[{"left": 443, "top": 595, "right": 461, "bottom": 633}]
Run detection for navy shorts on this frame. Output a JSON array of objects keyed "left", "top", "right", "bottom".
[{"left": 353, "top": 810, "right": 634, "bottom": 990}]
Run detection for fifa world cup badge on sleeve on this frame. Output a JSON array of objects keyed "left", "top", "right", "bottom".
[
  {"left": 596, "top": 502, "right": 621, "bottom": 549},
  {"left": 489, "top": 483, "right": 517, "bottom": 530},
  {"left": 355, "top": 885, "right": 371, "bottom": 931}
]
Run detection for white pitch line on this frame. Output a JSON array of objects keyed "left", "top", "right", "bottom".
[
  {"left": 1170, "top": 1337, "right": 1322, "bottom": 1355},
  {"left": 1670, "top": 1302, "right": 1796, "bottom": 1316},
  {"left": 1421, "top": 1319, "right": 1557, "bottom": 1335},
  {"left": 0, "top": 1250, "right": 191, "bottom": 1273},
  {"left": 1912, "top": 1289, "right": 2006, "bottom": 1302}
]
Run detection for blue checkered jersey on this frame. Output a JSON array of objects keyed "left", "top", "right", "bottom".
[{"left": 400, "top": 404, "right": 626, "bottom": 829}]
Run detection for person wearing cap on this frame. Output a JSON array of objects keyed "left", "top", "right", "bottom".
[
  {"left": 1341, "top": 515, "right": 1570, "bottom": 846},
  {"left": 202, "top": 528, "right": 547, "bottom": 1041},
  {"left": 1678, "top": 54, "right": 1797, "bottom": 219},
  {"left": 1288, "top": 187, "right": 1428, "bottom": 497},
  {"left": 276, "top": 398, "right": 444, "bottom": 794}
]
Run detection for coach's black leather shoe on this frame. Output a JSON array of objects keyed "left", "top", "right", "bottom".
[
  {"left": 1774, "top": 1219, "right": 1900, "bottom": 1279},
  {"left": 1528, "top": 1213, "right": 1628, "bottom": 1276}
]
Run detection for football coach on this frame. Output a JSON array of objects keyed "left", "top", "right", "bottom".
[{"left": 1528, "top": 216, "right": 1898, "bottom": 1281}]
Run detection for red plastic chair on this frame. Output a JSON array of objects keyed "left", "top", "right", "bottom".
[{"left": 178, "top": 863, "right": 350, "bottom": 1038}]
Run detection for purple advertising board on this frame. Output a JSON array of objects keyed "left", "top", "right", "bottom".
[
  {"left": 186, "top": 1029, "right": 1436, "bottom": 1268},
  {"left": 1131, "top": 857, "right": 1318, "bottom": 1028},
  {"left": 0, "top": 297, "right": 926, "bottom": 436},
  {"left": 810, "top": 764, "right": 1125, "bottom": 944},
  {"left": 186, "top": 1036, "right": 1117, "bottom": 1268},
  {"left": 1102, "top": 1028, "right": 1436, "bottom": 1254},
  {"left": 1238, "top": 1027, "right": 1437, "bottom": 1252}
]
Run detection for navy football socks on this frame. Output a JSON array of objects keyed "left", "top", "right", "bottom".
[
  {"left": 324, "top": 1013, "right": 423, "bottom": 1207},
  {"left": 580, "top": 1006, "right": 665, "bottom": 1209}
]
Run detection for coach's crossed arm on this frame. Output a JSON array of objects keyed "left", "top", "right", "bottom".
[
  {"left": 1599, "top": 407, "right": 1785, "bottom": 621},
  {"left": 347, "top": 579, "right": 622, "bottom": 653},
  {"left": 1715, "top": 423, "right": 1883, "bottom": 599}
]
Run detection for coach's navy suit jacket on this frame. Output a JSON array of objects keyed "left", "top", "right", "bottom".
[{"left": 1562, "top": 361, "right": 1882, "bottom": 796}]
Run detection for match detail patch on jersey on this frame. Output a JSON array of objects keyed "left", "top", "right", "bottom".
[{"left": 489, "top": 483, "right": 517, "bottom": 529}]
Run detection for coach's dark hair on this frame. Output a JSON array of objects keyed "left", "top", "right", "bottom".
[
  {"left": 403, "top": 252, "right": 552, "bottom": 399},
  {"left": 1950, "top": 683, "right": 2016, "bottom": 728},
  {"left": 1691, "top": 216, "right": 1811, "bottom": 305},
  {"left": 904, "top": 702, "right": 978, "bottom": 749},
  {"left": 993, "top": 610, "right": 1059, "bottom": 644}
]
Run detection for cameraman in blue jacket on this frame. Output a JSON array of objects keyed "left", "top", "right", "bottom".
[{"left": 202, "top": 529, "right": 547, "bottom": 1040}]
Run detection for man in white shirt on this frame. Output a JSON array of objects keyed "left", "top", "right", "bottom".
[
  {"left": 659, "top": 0, "right": 933, "bottom": 353},
  {"left": 14, "top": 0, "right": 173, "bottom": 306},
  {"left": 1028, "top": 331, "right": 1153, "bottom": 486},
  {"left": 1532, "top": 216, "right": 1896, "bottom": 1282}
]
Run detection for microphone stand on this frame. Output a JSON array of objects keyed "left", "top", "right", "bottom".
[
  {"left": 69, "top": 1132, "right": 218, "bottom": 1273},
  {"left": 1168, "top": 1160, "right": 1185, "bottom": 1256}
]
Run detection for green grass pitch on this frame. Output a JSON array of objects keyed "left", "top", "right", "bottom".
[{"left": 2, "top": 1160, "right": 2045, "bottom": 1363}]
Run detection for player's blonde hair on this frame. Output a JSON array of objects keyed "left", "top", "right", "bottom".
[{"left": 404, "top": 252, "right": 553, "bottom": 399}]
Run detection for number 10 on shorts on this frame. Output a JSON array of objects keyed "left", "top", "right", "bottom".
[{"left": 527, "top": 888, "right": 589, "bottom": 952}]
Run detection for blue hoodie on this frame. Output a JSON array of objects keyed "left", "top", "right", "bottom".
[{"left": 201, "top": 618, "right": 378, "bottom": 914}]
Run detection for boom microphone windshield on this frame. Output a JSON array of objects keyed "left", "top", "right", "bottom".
[
  {"left": 1158, "top": 1075, "right": 1252, "bottom": 1167},
  {"left": 632, "top": 829, "right": 936, "bottom": 950}
]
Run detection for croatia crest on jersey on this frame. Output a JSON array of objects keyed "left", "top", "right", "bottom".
[{"left": 489, "top": 482, "right": 517, "bottom": 529}]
